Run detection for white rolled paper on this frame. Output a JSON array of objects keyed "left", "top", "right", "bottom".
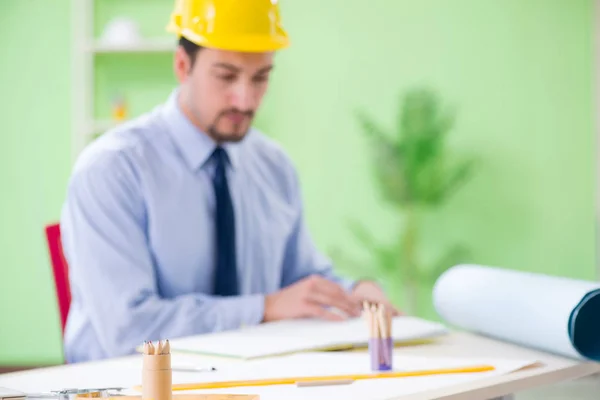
[{"left": 433, "top": 264, "right": 600, "bottom": 361}]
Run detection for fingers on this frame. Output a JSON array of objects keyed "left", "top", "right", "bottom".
[
  {"left": 302, "top": 303, "right": 346, "bottom": 321},
  {"left": 390, "top": 306, "right": 403, "bottom": 316},
  {"left": 382, "top": 301, "right": 402, "bottom": 316},
  {"left": 378, "top": 300, "right": 401, "bottom": 316},
  {"left": 307, "top": 291, "right": 357, "bottom": 318},
  {"left": 360, "top": 298, "right": 402, "bottom": 317},
  {"left": 305, "top": 276, "right": 361, "bottom": 317}
]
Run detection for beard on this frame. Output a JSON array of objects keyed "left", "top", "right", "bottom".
[{"left": 207, "top": 108, "right": 255, "bottom": 143}]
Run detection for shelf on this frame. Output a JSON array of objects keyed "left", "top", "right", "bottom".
[
  {"left": 88, "top": 39, "right": 175, "bottom": 54},
  {"left": 71, "top": 0, "right": 178, "bottom": 161}
]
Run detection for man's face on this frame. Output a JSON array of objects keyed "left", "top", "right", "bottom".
[{"left": 175, "top": 46, "right": 274, "bottom": 143}]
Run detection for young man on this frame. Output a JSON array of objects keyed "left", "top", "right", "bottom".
[{"left": 60, "top": 0, "right": 397, "bottom": 363}]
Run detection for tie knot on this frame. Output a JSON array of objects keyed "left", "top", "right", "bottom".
[{"left": 212, "top": 146, "right": 228, "bottom": 167}]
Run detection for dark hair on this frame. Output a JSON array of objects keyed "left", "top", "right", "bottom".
[{"left": 178, "top": 36, "right": 203, "bottom": 66}]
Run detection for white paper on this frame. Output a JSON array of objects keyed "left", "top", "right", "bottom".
[
  {"left": 169, "top": 332, "right": 329, "bottom": 359},
  {"left": 0, "top": 353, "right": 232, "bottom": 394},
  {"left": 169, "top": 316, "right": 448, "bottom": 359},
  {"left": 0, "top": 352, "right": 536, "bottom": 400},
  {"left": 174, "top": 352, "right": 537, "bottom": 400},
  {"left": 433, "top": 264, "right": 600, "bottom": 360}
]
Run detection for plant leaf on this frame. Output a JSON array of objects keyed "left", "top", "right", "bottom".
[
  {"left": 355, "top": 109, "right": 389, "bottom": 142},
  {"left": 355, "top": 110, "right": 409, "bottom": 207},
  {"left": 437, "top": 158, "right": 477, "bottom": 201}
]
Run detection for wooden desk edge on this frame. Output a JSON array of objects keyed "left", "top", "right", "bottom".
[{"left": 393, "top": 360, "right": 600, "bottom": 400}]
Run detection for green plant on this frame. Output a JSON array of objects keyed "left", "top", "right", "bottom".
[{"left": 333, "top": 87, "right": 477, "bottom": 315}]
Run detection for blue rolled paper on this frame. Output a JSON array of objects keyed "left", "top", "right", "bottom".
[{"left": 433, "top": 264, "right": 600, "bottom": 361}]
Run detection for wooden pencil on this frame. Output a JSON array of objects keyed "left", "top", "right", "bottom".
[
  {"left": 377, "top": 303, "right": 392, "bottom": 365},
  {"left": 363, "top": 301, "right": 394, "bottom": 367}
]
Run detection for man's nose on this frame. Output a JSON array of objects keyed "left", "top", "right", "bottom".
[{"left": 230, "top": 82, "right": 255, "bottom": 110}]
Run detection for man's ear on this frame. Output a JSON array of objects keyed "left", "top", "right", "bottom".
[{"left": 174, "top": 46, "right": 192, "bottom": 83}]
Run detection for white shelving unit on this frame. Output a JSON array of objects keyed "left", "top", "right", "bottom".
[
  {"left": 88, "top": 39, "right": 175, "bottom": 54},
  {"left": 71, "top": 0, "right": 174, "bottom": 162}
]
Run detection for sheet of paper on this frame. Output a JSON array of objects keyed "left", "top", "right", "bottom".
[
  {"left": 169, "top": 316, "right": 448, "bottom": 359},
  {"left": 172, "top": 352, "right": 538, "bottom": 400},
  {"left": 0, "top": 353, "right": 234, "bottom": 394},
  {"left": 0, "top": 351, "right": 536, "bottom": 400},
  {"left": 168, "top": 333, "right": 329, "bottom": 359}
]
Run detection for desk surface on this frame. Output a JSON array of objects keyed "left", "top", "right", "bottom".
[
  {"left": 1, "top": 331, "right": 598, "bottom": 400},
  {"left": 392, "top": 332, "right": 600, "bottom": 400}
]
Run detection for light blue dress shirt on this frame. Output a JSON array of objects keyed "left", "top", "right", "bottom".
[{"left": 60, "top": 89, "right": 355, "bottom": 363}]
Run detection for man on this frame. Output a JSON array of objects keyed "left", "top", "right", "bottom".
[{"left": 60, "top": 0, "right": 398, "bottom": 363}]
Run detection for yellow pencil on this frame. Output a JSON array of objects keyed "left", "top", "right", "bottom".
[{"left": 166, "top": 365, "right": 496, "bottom": 391}]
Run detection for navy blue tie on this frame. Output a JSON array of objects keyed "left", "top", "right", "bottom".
[{"left": 212, "top": 147, "right": 239, "bottom": 296}]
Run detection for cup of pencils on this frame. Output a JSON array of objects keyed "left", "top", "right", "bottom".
[
  {"left": 142, "top": 340, "right": 172, "bottom": 400},
  {"left": 364, "top": 301, "right": 393, "bottom": 371}
]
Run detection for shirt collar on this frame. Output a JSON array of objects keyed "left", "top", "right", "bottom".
[{"left": 160, "top": 89, "right": 240, "bottom": 172}]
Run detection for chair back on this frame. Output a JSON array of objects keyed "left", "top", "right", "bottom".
[{"left": 45, "top": 223, "right": 71, "bottom": 334}]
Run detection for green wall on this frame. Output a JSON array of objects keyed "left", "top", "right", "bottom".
[
  {"left": 0, "top": 0, "right": 72, "bottom": 364},
  {"left": 262, "top": 0, "right": 596, "bottom": 317},
  {"left": 0, "top": 0, "right": 595, "bottom": 365}
]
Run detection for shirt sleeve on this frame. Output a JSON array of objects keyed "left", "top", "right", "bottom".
[
  {"left": 60, "top": 151, "right": 264, "bottom": 359},
  {"left": 279, "top": 164, "right": 357, "bottom": 292}
]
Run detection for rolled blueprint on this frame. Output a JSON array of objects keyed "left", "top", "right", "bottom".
[{"left": 433, "top": 264, "right": 600, "bottom": 361}]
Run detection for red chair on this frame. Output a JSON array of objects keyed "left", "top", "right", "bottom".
[{"left": 45, "top": 223, "right": 71, "bottom": 334}]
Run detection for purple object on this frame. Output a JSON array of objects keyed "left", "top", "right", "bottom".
[{"left": 369, "top": 337, "right": 393, "bottom": 371}]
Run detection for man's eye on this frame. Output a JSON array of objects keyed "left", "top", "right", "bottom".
[
  {"left": 218, "top": 75, "right": 236, "bottom": 82},
  {"left": 253, "top": 75, "right": 268, "bottom": 83}
]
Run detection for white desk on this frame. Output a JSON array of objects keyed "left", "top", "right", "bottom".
[
  {"left": 1, "top": 331, "right": 598, "bottom": 400},
  {"left": 389, "top": 332, "right": 600, "bottom": 399}
]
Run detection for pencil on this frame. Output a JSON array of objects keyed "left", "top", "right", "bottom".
[
  {"left": 166, "top": 365, "right": 496, "bottom": 391},
  {"left": 370, "top": 303, "right": 379, "bottom": 336}
]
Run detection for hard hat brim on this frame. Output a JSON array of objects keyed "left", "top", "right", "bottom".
[{"left": 181, "top": 29, "right": 290, "bottom": 53}]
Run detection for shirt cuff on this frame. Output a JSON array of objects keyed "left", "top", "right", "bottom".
[{"left": 219, "top": 293, "right": 266, "bottom": 329}]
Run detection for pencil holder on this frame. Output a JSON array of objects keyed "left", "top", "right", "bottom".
[
  {"left": 142, "top": 352, "right": 172, "bottom": 400},
  {"left": 369, "top": 337, "right": 393, "bottom": 371}
]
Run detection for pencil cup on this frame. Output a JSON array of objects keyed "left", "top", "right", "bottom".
[
  {"left": 142, "top": 353, "right": 172, "bottom": 400},
  {"left": 369, "top": 337, "right": 393, "bottom": 371}
]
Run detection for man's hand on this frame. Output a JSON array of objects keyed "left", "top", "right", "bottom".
[
  {"left": 351, "top": 280, "right": 402, "bottom": 316},
  {"left": 263, "top": 275, "right": 362, "bottom": 322}
]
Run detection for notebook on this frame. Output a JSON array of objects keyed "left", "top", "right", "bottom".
[{"left": 168, "top": 316, "right": 448, "bottom": 359}]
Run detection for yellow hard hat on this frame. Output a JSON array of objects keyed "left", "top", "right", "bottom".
[
  {"left": 166, "top": 0, "right": 290, "bottom": 53},
  {"left": 166, "top": 0, "right": 183, "bottom": 34}
]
